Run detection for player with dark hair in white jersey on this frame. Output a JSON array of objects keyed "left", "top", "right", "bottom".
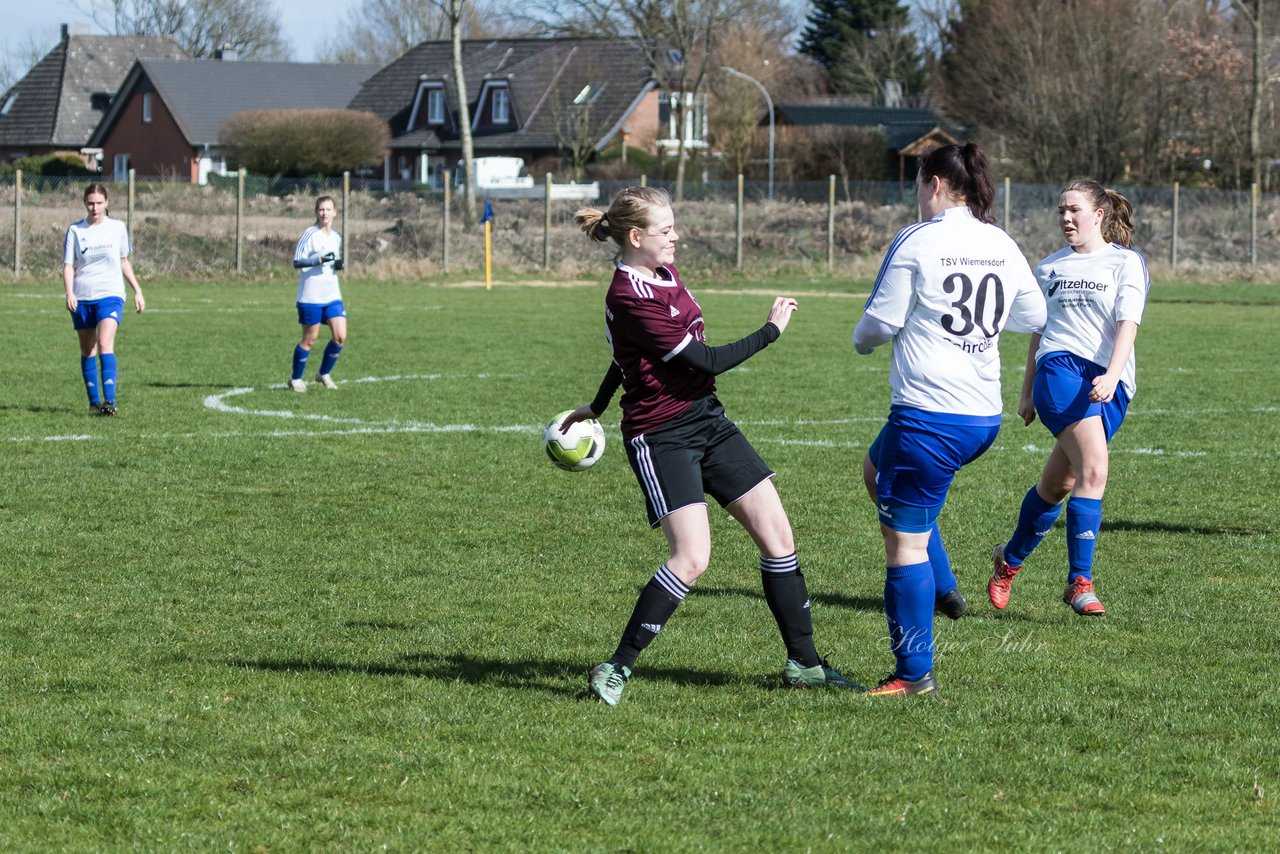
[
  {"left": 63, "top": 182, "right": 145, "bottom": 415},
  {"left": 288, "top": 196, "right": 346, "bottom": 392},
  {"left": 559, "top": 186, "right": 861, "bottom": 705},
  {"left": 853, "top": 143, "right": 1047, "bottom": 697},
  {"left": 989, "top": 179, "right": 1150, "bottom": 616}
]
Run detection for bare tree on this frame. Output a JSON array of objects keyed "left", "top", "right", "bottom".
[
  {"left": 0, "top": 33, "right": 56, "bottom": 93},
  {"left": 937, "top": 0, "right": 1161, "bottom": 183},
  {"left": 435, "top": 0, "right": 479, "bottom": 226},
  {"left": 710, "top": 12, "right": 812, "bottom": 182},
  {"left": 317, "top": 0, "right": 504, "bottom": 64},
  {"left": 520, "top": 0, "right": 747, "bottom": 200},
  {"left": 76, "top": 0, "right": 289, "bottom": 59},
  {"left": 1231, "top": 0, "right": 1271, "bottom": 189}
]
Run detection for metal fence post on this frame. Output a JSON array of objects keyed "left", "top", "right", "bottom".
[
  {"left": 735, "top": 174, "right": 744, "bottom": 270},
  {"left": 12, "top": 169, "right": 20, "bottom": 277},
  {"left": 543, "top": 172, "right": 552, "bottom": 271},
  {"left": 1171, "top": 181, "right": 1179, "bottom": 270},
  {"left": 236, "top": 169, "right": 245, "bottom": 275},
  {"left": 827, "top": 175, "right": 836, "bottom": 271},
  {"left": 442, "top": 170, "right": 451, "bottom": 274}
]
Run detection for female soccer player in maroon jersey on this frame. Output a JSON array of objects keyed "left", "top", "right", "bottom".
[{"left": 560, "top": 186, "right": 859, "bottom": 705}]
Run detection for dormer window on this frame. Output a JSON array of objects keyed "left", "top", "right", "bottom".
[
  {"left": 408, "top": 81, "right": 449, "bottom": 131},
  {"left": 474, "top": 81, "right": 515, "bottom": 130},
  {"left": 492, "top": 88, "right": 509, "bottom": 123},
  {"left": 427, "top": 88, "right": 444, "bottom": 124}
]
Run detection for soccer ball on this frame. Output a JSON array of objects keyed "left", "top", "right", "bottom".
[{"left": 543, "top": 410, "right": 606, "bottom": 471}]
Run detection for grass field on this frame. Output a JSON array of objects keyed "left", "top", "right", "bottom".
[{"left": 2, "top": 272, "right": 1278, "bottom": 849}]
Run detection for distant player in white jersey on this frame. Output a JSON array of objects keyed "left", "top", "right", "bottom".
[
  {"left": 288, "top": 196, "right": 346, "bottom": 392},
  {"left": 559, "top": 187, "right": 860, "bottom": 706},
  {"left": 63, "top": 182, "right": 146, "bottom": 416},
  {"left": 989, "top": 180, "right": 1150, "bottom": 617},
  {"left": 853, "top": 143, "right": 1047, "bottom": 697}
]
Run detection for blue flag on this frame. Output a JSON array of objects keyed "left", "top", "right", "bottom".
[{"left": 481, "top": 200, "right": 493, "bottom": 223}]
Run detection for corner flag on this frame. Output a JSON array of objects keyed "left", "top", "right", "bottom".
[{"left": 481, "top": 200, "right": 493, "bottom": 223}]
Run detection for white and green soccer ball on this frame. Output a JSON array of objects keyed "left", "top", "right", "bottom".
[{"left": 543, "top": 410, "right": 606, "bottom": 472}]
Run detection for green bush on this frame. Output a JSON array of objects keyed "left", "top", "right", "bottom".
[
  {"left": 0, "top": 153, "right": 97, "bottom": 177},
  {"left": 219, "top": 109, "right": 390, "bottom": 178}
]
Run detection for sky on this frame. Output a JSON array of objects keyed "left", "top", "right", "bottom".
[{"left": 2, "top": 0, "right": 357, "bottom": 66}]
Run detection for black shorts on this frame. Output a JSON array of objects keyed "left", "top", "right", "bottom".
[{"left": 624, "top": 395, "right": 775, "bottom": 528}]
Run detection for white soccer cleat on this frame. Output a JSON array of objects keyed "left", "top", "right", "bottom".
[
  {"left": 287, "top": 378, "right": 306, "bottom": 393},
  {"left": 315, "top": 373, "right": 338, "bottom": 390}
]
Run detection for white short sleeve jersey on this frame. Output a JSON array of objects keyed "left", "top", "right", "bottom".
[
  {"left": 1034, "top": 243, "right": 1150, "bottom": 397},
  {"left": 63, "top": 217, "right": 131, "bottom": 301},
  {"left": 862, "top": 206, "right": 1046, "bottom": 417},
  {"left": 294, "top": 225, "right": 343, "bottom": 304}
]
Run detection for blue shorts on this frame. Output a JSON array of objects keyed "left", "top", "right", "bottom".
[
  {"left": 1033, "top": 352, "right": 1130, "bottom": 440},
  {"left": 70, "top": 297, "right": 125, "bottom": 331},
  {"left": 868, "top": 407, "right": 1001, "bottom": 533},
  {"left": 297, "top": 300, "right": 346, "bottom": 326}
]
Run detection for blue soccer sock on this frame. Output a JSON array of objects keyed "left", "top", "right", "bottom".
[
  {"left": 1066, "top": 496, "right": 1103, "bottom": 582},
  {"left": 291, "top": 345, "right": 310, "bottom": 381},
  {"left": 611, "top": 564, "right": 688, "bottom": 669},
  {"left": 81, "top": 356, "right": 100, "bottom": 405},
  {"left": 1004, "top": 486, "right": 1064, "bottom": 566},
  {"left": 884, "top": 561, "right": 935, "bottom": 681},
  {"left": 927, "top": 521, "right": 958, "bottom": 597},
  {"left": 319, "top": 342, "right": 343, "bottom": 376},
  {"left": 99, "top": 353, "right": 118, "bottom": 403},
  {"left": 760, "top": 553, "right": 818, "bottom": 668}
]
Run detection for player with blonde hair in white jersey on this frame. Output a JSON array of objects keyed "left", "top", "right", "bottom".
[
  {"left": 853, "top": 143, "right": 1047, "bottom": 697},
  {"left": 63, "top": 182, "right": 146, "bottom": 415},
  {"left": 989, "top": 180, "right": 1150, "bottom": 617}
]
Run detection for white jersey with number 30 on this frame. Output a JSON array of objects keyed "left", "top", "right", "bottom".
[{"left": 863, "top": 206, "right": 1046, "bottom": 416}]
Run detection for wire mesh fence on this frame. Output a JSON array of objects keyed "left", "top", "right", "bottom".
[{"left": 3, "top": 172, "right": 1279, "bottom": 283}]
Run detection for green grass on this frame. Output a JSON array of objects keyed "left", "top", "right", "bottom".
[{"left": 2, "top": 274, "right": 1277, "bottom": 849}]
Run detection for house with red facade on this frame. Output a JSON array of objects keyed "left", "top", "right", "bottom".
[
  {"left": 347, "top": 37, "right": 662, "bottom": 186},
  {"left": 86, "top": 55, "right": 380, "bottom": 183},
  {"left": 0, "top": 26, "right": 186, "bottom": 165}
]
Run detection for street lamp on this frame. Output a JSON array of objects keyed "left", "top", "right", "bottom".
[{"left": 721, "top": 65, "right": 774, "bottom": 201}]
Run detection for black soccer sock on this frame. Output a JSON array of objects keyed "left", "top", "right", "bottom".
[
  {"left": 610, "top": 564, "right": 689, "bottom": 669},
  {"left": 760, "top": 553, "right": 819, "bottom": 668}
]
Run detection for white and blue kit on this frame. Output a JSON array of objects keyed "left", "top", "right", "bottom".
[
  {"left": 855, "top": 205, "right": 1046, "bottom": 683},
  {"left": 858, "top": 206, "right": 1046, "bottom": 527},
  {"left": 290, "top": 224, "right": 346, "bottom": 382},
  {"left": 64, "top": 216, "right": 131, "bottom": 324},
  {"left": 293, "top": 225, "right": 344, "bottom": 320},
  {"left": 1031, "top": 243, "right": 1149, "bottom": 437},
  {"left": 64, "top": 216, "right": 133, "bottom": 406}
]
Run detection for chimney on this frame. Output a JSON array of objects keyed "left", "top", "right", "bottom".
[{"left": 216, "top": 45, "right": 238, "bottom": 61}]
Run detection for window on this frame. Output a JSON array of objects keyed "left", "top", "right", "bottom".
[
  {"left": 492, "top": 88, "right": 509, "bottom": 124},
  {"left": 113, "top": 153, "right": 130, "bottom": 179},
  {"left": 659, "top": 92, "right": 709, "bottom": 148},
  {"left": 427, "top": 89, "right": 444, "bottom": 124},
  {"left": 142, "top": 92, "right": 152, "bottom": 124},
  {"left": 1, "top": 93, "right": 16, "bottom": 116},
  {"left": 409, "top": 82, "right": 447, "bottom": 130}
]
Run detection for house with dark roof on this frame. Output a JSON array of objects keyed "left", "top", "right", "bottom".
[
  {"left": 86, "top": 56, "right": 381, "bottom": 183},
  {"left": 348, "top": 37, "right": 658, "bottom": 185},
  {"left": 0, "top": 26, "right": 187, "bottom": 165},
  {"left": 773, "top": 103, "right": 958, "bottom": 183}
]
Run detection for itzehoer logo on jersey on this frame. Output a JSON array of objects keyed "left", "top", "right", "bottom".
[{"left": 1046, "top": 270, "right": 1110, "bottom": 298}]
